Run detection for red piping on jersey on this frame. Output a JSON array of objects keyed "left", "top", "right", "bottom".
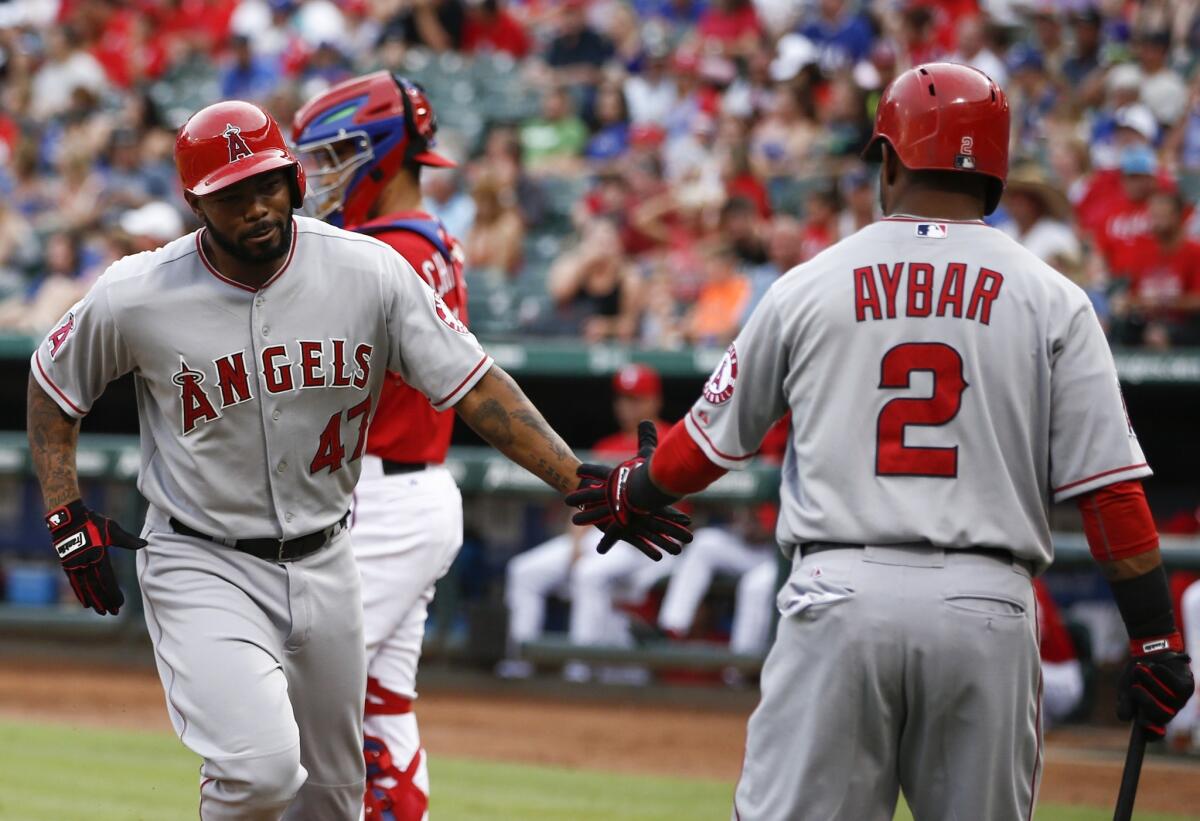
[
  {"left": 881, "top": 215, "right": 986, "bottom": 225},
  {"left": 686, "top": 409, "right": 756, "bottom": 462},
  {"left": 433, "top": 355, "right": 490, "bottom": 408},
  {"left": 651, "top": 419, "right": 727, "bottom": 495},
  {"left": 195, "top": 219, "right": 298, "bottom": 293},
  {"left": 1026, "top": 585, "right": 1043, "bottom": 821},
  {"left": 33, "top": 350, "right": 85, "bottom": 415},
  {"left": 1055, "top": 464, "right": 1149, "bottom": 494},
  {"left": 199, "top": 777, "right": 213, "bottom": 819}
]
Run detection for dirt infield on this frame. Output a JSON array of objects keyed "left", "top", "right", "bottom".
[{"left": 2, "top": 662, "right": 1198, "bottom": 816}]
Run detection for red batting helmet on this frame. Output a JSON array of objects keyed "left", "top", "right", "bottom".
[
  {"left": 862, "top": 62, "right": 1010, "bottom": 214},
  {"left": 175, "top": 101, "right": 306, "bottom": 208},
  {"left": 292, "top": 71, "right": 456, "bottom": 228}
]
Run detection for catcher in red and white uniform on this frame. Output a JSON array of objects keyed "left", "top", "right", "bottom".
[{"left": 293, "top": 72, "right": 467, "bottom": 820}]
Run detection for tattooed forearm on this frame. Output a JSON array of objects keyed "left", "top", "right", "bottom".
[
  {"left": 467, "top": 398, "right": 516, "bottom": 448},
  {"left": 456, "top": 366, "right": 581, "bottom": 493},
  {"left": 27, "top": 375, "right": 82, "bottom": 510}
]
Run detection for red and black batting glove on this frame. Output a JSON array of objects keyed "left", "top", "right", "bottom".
[
  {"left": 1117, "top": 633, "right": 1194, "bottom": 739},
  {"left": 564, "top": 420, "right": 693, "bottom": 561},
  {"left": 46, "top": 499, "right": 147, "bottom": 616}
]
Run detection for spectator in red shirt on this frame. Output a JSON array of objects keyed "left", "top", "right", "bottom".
[
  {"left": 1091, "top": 145, "right": 1167, "bottom": 277},
  {"left": 462, "top": 0, "right": 531, "bottom": 58},
  {"left": 799, "top": 186, "right": 838, "bottom": 261},
  {"left": 696, "top": 0, "right": 763, "bottom": 59},
  {"left": 1119, "top": 189, "right": 1200, "bottom": 348}
]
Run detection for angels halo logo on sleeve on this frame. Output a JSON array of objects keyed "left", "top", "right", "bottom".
[
  {"left": 48, "top": 311, "right": 76, "bottom": 359},
  {"left": 703, "top": 343, "right": 738, "bottom": 404},
  {"left": 434, "top": 295, "right": 468, "bottom": 334}
]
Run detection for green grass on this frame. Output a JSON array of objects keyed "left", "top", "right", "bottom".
[{"left": 0, "top": 718, "right": 1195, "bottom": 820}]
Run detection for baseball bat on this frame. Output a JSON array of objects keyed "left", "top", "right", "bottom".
[{"left": 1113, "top": 722, "right": 1147, "bottom": 821}]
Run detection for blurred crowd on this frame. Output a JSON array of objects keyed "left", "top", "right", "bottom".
[{"left": 1, "top": 0, "right": 1200, "bottom": 349}]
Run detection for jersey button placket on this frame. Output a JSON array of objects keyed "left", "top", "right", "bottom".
[{"left": 250, "top": 293, "right": 290, "bottom": 538}]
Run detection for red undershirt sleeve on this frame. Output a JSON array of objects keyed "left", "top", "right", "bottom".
[
  {"left": 649, "top": 419, "right": 728, "bottom": 496},
  {"left": 1077, "top": 480, "right": 1159, "bottom": 562}
]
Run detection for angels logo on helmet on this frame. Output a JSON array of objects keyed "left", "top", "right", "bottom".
[{"left": 224, "top": 123, "right": 254, "bottom": 162}]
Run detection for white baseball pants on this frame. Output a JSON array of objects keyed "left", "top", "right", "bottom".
[
  {"left": 351, "top": 457, "right": 464, "bottom": 821},
  {"left": 657, "top": 527, "right": 777, "bottom": 654},
  {"left": 505, "top": 523, "right": 671, "bottom": 649}
]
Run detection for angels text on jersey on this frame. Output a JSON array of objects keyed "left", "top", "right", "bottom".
[{"left": 172, "top": 338, "right": 373, "bottom": 436}]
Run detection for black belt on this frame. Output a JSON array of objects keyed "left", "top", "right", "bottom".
[
  {"left": 382, "top": 460, "right": 431, "bottom": 475},
  {"left": 169, "top": 512, "right": 349, "bottom": 562},
  {"left": 800, "top": 541, "right": 1025, "bottom": 568}
]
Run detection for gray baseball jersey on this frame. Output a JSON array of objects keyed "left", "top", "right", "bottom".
[
  {"left": 31, "top": 215, "right": 493, "bottom": 538},
  {"left": 685, "top": 216, "right": 1148, "bottom": 572}
]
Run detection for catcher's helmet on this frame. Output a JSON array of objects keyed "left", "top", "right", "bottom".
[
  {"left": 175, "top": 101, "right": 306, "bottom": 208},
  {"left": 291, "top": 71, "right": 456, "bottom": 228},
  {"left": 863, "top": 62, "right": 1010, "bottom": 214}
]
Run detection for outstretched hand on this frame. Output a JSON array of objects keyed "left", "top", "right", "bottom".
[
  {"left": 46, "top": 500, "right": 146, "bottom": 615},
  {"left": 564, "top": 421, "right": 693, "bottom": 561}
]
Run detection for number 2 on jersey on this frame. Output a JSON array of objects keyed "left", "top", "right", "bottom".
[{"left": 876, "top": 343, "right": 967, "bottom": 477}]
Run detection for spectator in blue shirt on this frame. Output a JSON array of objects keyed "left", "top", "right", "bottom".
[
  {"left": 219, "top": 34, "right": 280, "bottom": 103},
  {"left": 799, "top": 0, "right": 876, "bottom": 72},
  {"left": 586, "top": 83, "right": 632, "bottom": 163}
]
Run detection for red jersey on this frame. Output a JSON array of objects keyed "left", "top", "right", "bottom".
[
  {"left": 353, "top": 211, "right": 467, "bottom": 464},
  {"left": 462, "top": 10, "right": 531, "bottom": 58},
  {"left": 1034, "top": 579, "right": 1077, "bottom": 665},
  {"left": 592, "top": 419, "right": 671, "bottom": 459},
  {"left": 1077, "top": 170, "right": 1183, "bottom": 276},
  {"left": 1126, "top": 236, "right": 1200, "bottom": 319},
  {"left": 697, "top": 5, "right": 762, "bottom": 45}
]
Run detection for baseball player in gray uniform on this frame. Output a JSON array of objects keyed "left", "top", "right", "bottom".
[
  {"left": 567, "top": 63, "right": 1194, "bottom": 820},
  {"left": 26, "top": 101, "right": 691, "bottom": 820}
]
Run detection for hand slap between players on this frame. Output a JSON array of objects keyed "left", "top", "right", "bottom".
[
  {"left": 564, "top": 420, "right": 693, "bottom": 561},
  {"left": 46, "top": 499, "right": 147, "bottom": 616}
]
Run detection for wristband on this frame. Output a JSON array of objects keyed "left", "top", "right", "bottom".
[
  {"left": 1129, "top": 632, "right": 1185, "bottom": 657},
  {"left": 1109, "top": 564, "right": 1178, "bottom": 640},
  {"left": 627, "top": 462, "right": 682, "bottom": 511},
  {"left": 45, "top": 499, "right": 86, "bottom": 533}
]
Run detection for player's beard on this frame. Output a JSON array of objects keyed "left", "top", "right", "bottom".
[{"left": 203, "top": 214, "right": 293, "bottom": 264}]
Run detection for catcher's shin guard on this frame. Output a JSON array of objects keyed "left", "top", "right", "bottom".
[{"left": 363, "top": 735, "right": 428, "bottom": 821}]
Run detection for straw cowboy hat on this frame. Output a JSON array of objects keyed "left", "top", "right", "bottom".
[{"left": 1002, "top": 163, "right": 1073, "bottom": 223}]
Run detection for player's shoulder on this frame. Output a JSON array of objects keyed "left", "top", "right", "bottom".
[
  {"left": 763, "top": 229, "right": 865, "bottom": 302},
  {"left": 293, "top": 215, "right": 418, "bottom": 277},
  {"left": 294, "top": 214, "right": 395, "bottom": 256},
  {"left": 94, "top": 230, "right": 204, "bottom": 299},
  {"left": 982, "top": 224, "right": 1094, "bottom": 307}
]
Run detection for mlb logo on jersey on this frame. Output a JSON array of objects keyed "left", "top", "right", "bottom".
[{"left": 915, "top": 223, "right": 947, "bottom": 239}]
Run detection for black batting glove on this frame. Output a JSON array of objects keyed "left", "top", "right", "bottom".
[
  {"left": 1117, "top": 633, "right": 1195, "bottom": 739},
  {"left": 564, "top": 420, "right": 693, "bottom": 561},
  {"left": 46, "top": 499, "right": 147, "bottom": 616}
]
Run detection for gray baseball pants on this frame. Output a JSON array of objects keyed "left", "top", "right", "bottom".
[
  {"left": 137, "top": 504, "right": 366, "bottom": 820},
  {"left": 733, "top": 544, "right": 1042, "bottom": 821}
]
